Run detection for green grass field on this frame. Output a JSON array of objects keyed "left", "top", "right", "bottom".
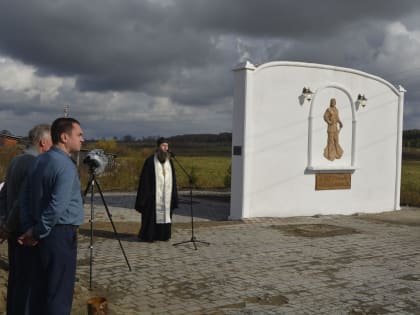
[
  {"left": 77, "top": 153, "right": 420, "bottom": 207},
  {"left": 1, "top": 143, "right": 420, "bottom": 206},
  {"left": 172, "top": 156, "right": 231, "bottom": 189},
  {"left": 79, "top": 155, "right": 232, "bottom": 191},
  {"left": 401, "top": 160, "right": 420, "bottom": 207}
]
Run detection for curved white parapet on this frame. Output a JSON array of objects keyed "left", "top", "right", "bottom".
[{"left": 230, "top": 61, "right": 405, "bottom": 219}]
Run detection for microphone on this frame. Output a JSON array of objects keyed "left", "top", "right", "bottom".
[{"left": 168, "top": 150, "right": 176, "bottom": 158}]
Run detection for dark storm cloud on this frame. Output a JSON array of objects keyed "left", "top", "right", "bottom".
[
  {"left": 0, "top": 0, "right": 420, "bottom": 137},
  {"left": 176, "top": 0, "right": 420, "bottom": 38},
  {"left": 0, "top": 0, "right": 225, "bottom": 102},
  {"left": 1, "top": 1, "right": 419, "bottom": 100}
]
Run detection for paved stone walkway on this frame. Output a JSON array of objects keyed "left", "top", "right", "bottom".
[{"left": 73, "top": 193, "right": 420, "bottom": 315}]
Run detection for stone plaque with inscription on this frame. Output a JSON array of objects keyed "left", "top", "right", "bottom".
[{"left": 315, "top": 173, "right": 351, "bottom": 190}]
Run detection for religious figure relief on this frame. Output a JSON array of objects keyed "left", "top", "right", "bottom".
[{"left": 323, "top": 98, "right": 343, "bottom": 161}]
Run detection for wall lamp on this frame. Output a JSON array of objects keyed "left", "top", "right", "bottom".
[
  {"left": 302, "top": 87, "right": 314, "bottom": 102},
  {"left": 357, "top": 94, "right": 367, "bottom": 107}
]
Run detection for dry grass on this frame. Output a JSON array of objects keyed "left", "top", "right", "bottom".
[{"left": 401, "top": 160, "right": 420, "bottom": 207}]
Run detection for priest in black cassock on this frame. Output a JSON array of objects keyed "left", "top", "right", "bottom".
[{"left": 135, "top": 137, "right": 178, "bottom": 241}]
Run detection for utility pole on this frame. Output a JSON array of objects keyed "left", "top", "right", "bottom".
[{"left": 64, "top": 105, "right": 69, "bottom": 117}]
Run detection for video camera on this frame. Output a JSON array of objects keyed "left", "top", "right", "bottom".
[{"left": 83, "top": 149, "right": 109, "bottom": 175}]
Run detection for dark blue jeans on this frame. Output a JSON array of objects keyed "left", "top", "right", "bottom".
[
  {"left": 29, "top": 225, "right": 78, "bottom": 315},
  {"left": 6, "top": 237, "right": 18, "bottom": 315},
  {"left": 7, "top": 236, "right": 37, "bottom": 315}
]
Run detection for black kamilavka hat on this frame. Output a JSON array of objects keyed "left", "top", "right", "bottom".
[{"left": 156, "top": 137, "right": 168, "bottom": 146}]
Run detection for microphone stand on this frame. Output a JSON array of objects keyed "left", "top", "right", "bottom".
[
  {"left": 84, "top": 166, "right": 132, "bottom": 290},
  {"left": 171, "top": 152, "right": 210, "bottom": 250}
]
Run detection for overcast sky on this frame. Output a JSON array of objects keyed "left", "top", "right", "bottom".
[{"left": 1, "top": 0, "right": 420, "bottom": 139}]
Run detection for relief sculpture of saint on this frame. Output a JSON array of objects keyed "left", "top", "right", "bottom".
[{"left": 323, "top": 98, "right": 343, "bottom": 161}]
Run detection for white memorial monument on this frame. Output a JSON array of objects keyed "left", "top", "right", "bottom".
[{"left": 230, "top": 61, "right": 406, "bottom": 219}]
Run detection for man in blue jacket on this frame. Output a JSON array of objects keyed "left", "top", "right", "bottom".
[{"left": 19, "top": 117, "right": 84, "bottom": 315}]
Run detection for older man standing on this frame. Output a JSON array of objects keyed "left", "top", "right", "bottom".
[
  {"left": 19, "top": 117, "right": 84, "bottom": 315},
  {"left": 0, "top": 124, "right": 52, "bottom": 315}
]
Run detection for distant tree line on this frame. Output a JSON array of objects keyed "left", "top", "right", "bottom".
[
  {"left": 117, "top": 132, "right": 232, "bottom": 145},
  {"left": 168, "top": 132, "right": 232, "bottom": 144},
  {"left": 403, "top": 129, "right": 420, "bottom": 148},
  {"left": 5, "top": 127, "right": 419, "bottom": 148},
  {"left": 1, "top": 129, "right": 232, "bottom": 145}
]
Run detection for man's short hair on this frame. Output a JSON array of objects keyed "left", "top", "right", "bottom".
[
  {"left": 51, "top": 117, "right": 80, "bottom": 145},
  {"left": 28, "top": 124, "right": 51, "bottom": 146}
]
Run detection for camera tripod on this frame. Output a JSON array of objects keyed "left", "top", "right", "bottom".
[
  {"left": 84, "top": 168, "right": 132, "bottom": 290},
  {"left": 171, "top": 154, "right": 210, "bottom": 250}
]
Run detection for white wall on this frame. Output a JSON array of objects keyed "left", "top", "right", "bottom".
[{"left": 230, "top": 61, "right": 405, "bottom": 219}]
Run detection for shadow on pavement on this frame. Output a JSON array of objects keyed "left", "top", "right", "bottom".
[{"left": 88, "top": 193, "right": 230, "bottom": 221}]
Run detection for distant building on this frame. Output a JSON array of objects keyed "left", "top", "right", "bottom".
[{"left": 0, "top": 134, "right": 22, "bottom": 147}]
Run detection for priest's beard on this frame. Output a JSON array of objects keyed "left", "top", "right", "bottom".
[{"left": 156, "top": 149, "right": 169, "bottom": 163}]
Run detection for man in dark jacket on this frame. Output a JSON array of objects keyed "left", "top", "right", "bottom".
[
  {"left": 135, "top": 137, "right": 178, "bottom": 241},
  {"left": 0, "top": 124, "right": 52, "bottom": 315}
]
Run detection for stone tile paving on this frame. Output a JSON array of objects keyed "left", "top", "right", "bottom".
[{"left": 73, "top": 196, "right": 420, "bottom": 314}]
